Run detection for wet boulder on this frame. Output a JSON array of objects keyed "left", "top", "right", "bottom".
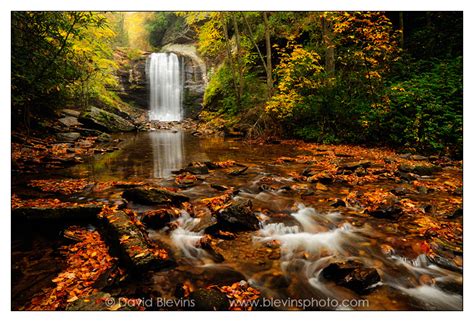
[
  {"left": 321, "top": 260, "right": 381, "bottom": 294},
  {"left": 141, "top": 208, "right": 179, "bottom": 229},
  {"left": 98, "top": 210, "right": 174, "bottom": 272},
  {"left": 330, "top": 199, "right": 347, "bottom": 208},
  {"left": 215, "top": 199, "right": 260, "bottom": 232},
  {"left": 189, "top": 289, "right": 230, "bottom": 311},
  {"left": 79, "top": 106, "right": 135, "bottom": 133},
  {"left": 199, "top": 235, "right": 225, "bottom": 262},
  {"left": 122, "top": 187, "right": 189, "bottom": 206},
  {"left": 185, "top": 162, "right": 209, "bottom": 175},
  {"left": 172, "top": 162, "right": 209, "bottom": 175}
]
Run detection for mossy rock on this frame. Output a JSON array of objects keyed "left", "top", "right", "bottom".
[
  {"left": 79, "top": 106, "right": 135, "bottom": 133},
  {"left": 188, "top": 289, "right": 230, "bottom": 311}
]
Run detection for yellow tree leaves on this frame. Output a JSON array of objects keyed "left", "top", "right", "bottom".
[
  {"left": 266, "top": 41, "right": 323, "bottom": 119},
  {"left": 330, "top": 11, "right": 400, "bottom": 79}
]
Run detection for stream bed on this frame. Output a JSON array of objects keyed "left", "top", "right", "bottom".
[{"left": 12, "top": 130, "right": 463, "bottom": 310}]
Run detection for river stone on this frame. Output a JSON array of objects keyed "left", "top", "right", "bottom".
[
  {"left": 55, "top": 132, "right": 81, "bottom": 142},
  {"left": 448, "top": 208, "right": 463, "bottom": 219},
  {"left": 61, "top": 109, "right": 81, "bottom": 117},
  {"left": 330, "top": 199, "right": 347, "bottom": 208},
  {"left": 122, "top": 187, "right": 189, "bottom": 206},
  {"left": 59, "top": 116, "right": 82, "bottom": 127},
  {"left": 411, "top": 155, "right": 429, "bottom": 161},
  {"left": 98, "top": 210, "right": 174, "bottom": 272},
  {"left": 189, "top": 289, "right": 230, "bottom": 311},
  {"left": 321, "top": 260, "right": 381, "bottom": 294},
  {"left": 66, "top": 292, "right": 140, "bottom": 311},
  {"left": 141, "top": 208, "right": 178, "bottom": 229},
  {"left": 79, "top": 106, "right": 135, "bottom": 132},
  {"left": 398, "top": 164, "right": 442, "bottom": 176},
  {"left": 366, "top": 205, "right": 403, "bottom": 220},
  {"left": 215, "top": 199, "right": 260, "bottom": 231},
  {"left": 338, "top": 160, "right": 372, "bottom": 171},
  {"left": 97, "top": 132, "right": 112, "bottom": 142}
]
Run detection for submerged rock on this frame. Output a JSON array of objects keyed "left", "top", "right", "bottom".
[
  {"left": 215, "top": 199, "right": 260, "bottom": 232},
  {"left": 122, "top": 187, "right": 189, "bottom": 206},
  {"left": 398, "top": 164, "right": 442, "bottom": 176},
  {"left": 338, "top": 160, "right": 372, "bottom": 172},
  {"left": 189, "top": 289, "right": 230, "bottom": 311},
  {"left": 321, "top": 260, "right": 381, "bottom": 294},
  {"left": 79, "top": 106, "right": 135, "bottom": 132},
  {"left": 366, "top": 205, "right": 403, "bottom": 220}
]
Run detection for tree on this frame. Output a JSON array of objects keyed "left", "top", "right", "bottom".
[
  {"left": 12, "top": 12, "right": 119, "bottom": 128},
  {"left": 263, "top": 12, "right": 273, "bottom": 97}
]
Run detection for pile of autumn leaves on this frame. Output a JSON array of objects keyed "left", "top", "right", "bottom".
[{"left": 25, "top": 226, "right": 119, "bottom": 310}]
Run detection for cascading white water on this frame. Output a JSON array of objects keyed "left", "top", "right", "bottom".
[{"left": 147, "top": 52, "right": 183, "bottom": 121}]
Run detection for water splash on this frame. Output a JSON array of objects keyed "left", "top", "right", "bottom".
[
  {"left": 256, "top": 205, "right": 356, "bottom": 260},
  {"left": 147, "top": 52, "right": 183, "bottom": 121},
  {"left": 397, "top": 285, "right": 462, "bottom": 310}
]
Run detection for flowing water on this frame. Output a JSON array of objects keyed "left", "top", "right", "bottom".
[
  {"left": 12, "top": 130, "right": 463, "bottom": 310},
  {"left": 147, "top": 53, "right": 183, "bottom": 121}
]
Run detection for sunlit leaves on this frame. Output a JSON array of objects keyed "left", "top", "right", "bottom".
[{"left": 265, "top": 41, "right": 323, "bottom": 119}]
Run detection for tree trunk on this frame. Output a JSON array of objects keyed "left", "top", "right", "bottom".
[
  {"left": 231, "top": 13, "right": 244, "bottom": 100},
  {"left": 221, "top": 14, "right": 240, "bottom": 107},
  {"left": 241, "top": 13, "right": 268, "bottom": 72},
  {"left": 263, "top": 12, "right": 273, "bottom": 98},
  {"left": 322, "top": 16, "right": 335, "bottom": 78}
]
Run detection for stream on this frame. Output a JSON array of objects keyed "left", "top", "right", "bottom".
[{"left": 12, "top": 130, "right": 463, "bottom": 310}]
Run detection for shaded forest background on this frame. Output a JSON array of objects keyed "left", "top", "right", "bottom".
[{"left": 11, "top": 12, "right": 463, "bottom": 158}]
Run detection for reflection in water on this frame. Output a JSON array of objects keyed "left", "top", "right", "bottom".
[{"left": 150, "top": 131, "right": 184, "bottom": 178}]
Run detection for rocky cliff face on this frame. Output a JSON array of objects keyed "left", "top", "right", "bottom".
[
  {"left": 114, "top": 49, "right": 149, "bottom": 110},
  {"left": 114, "top": 45, "right": 207, "bottom": 120}
]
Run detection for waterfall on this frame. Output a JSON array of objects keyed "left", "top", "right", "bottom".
[{"left": 147, "top": 52, "right": 183, "bottom": 121}]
